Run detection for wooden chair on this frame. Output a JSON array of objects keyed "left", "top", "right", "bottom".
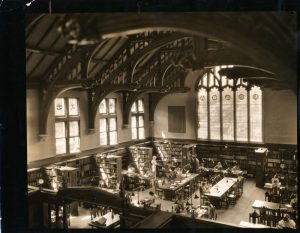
[
  {"left": 219, "top": 196, "right": 229, "bottom": 209},
  {"left": 227, "top": 191, "right": 237, "bottom": 205},
  {"left": 265, "top": 192, "right": 270, "bottom": 202},
  {"left": 249, "top": 210, "right": 260, "bottom": 224},
  {"left": 260, "top": 208, "right": 274, "bottom": 227}
]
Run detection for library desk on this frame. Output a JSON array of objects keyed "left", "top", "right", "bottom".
[
  {"left": 252, "top": 200, "right": 280, "bottom": 210},
  {"left": 206, "top": 177, "right": 238, "bottom": 198},
  {"left": 252, "top": 200, "right": 295, "bottom": 212},
  {"left": 205, "top": 177, "right": 238, "bottom": 208},
  {"left": 160, "top": 173, "right": 200, "bottom": 201},
  {"left": 89, "top": 212, "right": 120, "bottom": 229}
]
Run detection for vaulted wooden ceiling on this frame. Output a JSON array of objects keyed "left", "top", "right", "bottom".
[{"left": 25, "top": 13, "right": 296, "bottom": 135}]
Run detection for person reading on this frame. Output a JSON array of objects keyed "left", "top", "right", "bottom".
[
  {"left": 214, "top": 161, "right": 223, "bottom": 170},
  {"left": 277, "top": 214, "right": 296, "bottom": 229}
]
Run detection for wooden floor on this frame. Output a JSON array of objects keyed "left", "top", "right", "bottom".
[{"left": 69, "top": 178, "right": 265, "bottom": 228}]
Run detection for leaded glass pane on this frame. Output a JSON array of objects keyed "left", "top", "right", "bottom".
[
  {"left": 138, "top": 116, "right": 144, "bottom": 127},
  {"left": 209, "top": 87, "right": 220, "bottom": 140},
  {"left": 56, "top": 138, "right": 66, "bottom": 154},
  {"left": 99, "top": 119, "right": 107, "bottom": 133},
  {"left": 202, "top": 74, "right": 207, "bottom": 87},
  {"left": 109, "top": 131, "right": 117, "bottom": 145},
  {"left": 69, "top": 137, "right": 80, "bottom": 153},
  {"left": 55, "top": 122, "right": 66, "bottom": 138},
  {"left": 131, "top": 102, "right": 137, "bottom": 113},
  {"left": 250, "top": 86, "right": 262, "bottom": 142},
  {"left": 131, "top": 116, "right": 137, "bottom": 128},
  {"left": 99, "top": 99, "right": 107, "bottom": 114},
  {"left": 221, "top": 75, "right": 227, "bottom": 87},
  {"left": 54, "top": 98, "right": 66, "bottom": 117},
  {"left": 236, "top": 86, "right": 248, "bottom": 141},
  {"left": 208, "top": 73, "right": 214, "bottom": 87},
  {"left": 228, "top": 79, "right": 234, "bottom": 86},
  {"left": 222, "top": 87, "right": 234, "bottom": 140},
  {"left": 197, "top": 88, "right": 208, "bottom": 139},
  {"left": 100, "top": 132, "right": 107, "bottom": 145},
  {"left": 68, "top": 98, "right": 79, "bottom": 116},
  {"left": 108, "top": 98, "right": 116, "bottom": 114},
  {"left": 138, "top": 99, "right": 144, "bottom": 112},
  {"left": 138, "top": 127, "right": 145, "bottom": 139},
  {"left": 214, "top": 66, "right": 220, "bottom": 79},
  {"left": 132, "top": 128, "right": 137, "bottom": 140},
  {"left": 109, "top": 118, "right": 117, "bottom": 131},
  {"left": 69, "top": 121, "right": 79, "bottom": 137}
]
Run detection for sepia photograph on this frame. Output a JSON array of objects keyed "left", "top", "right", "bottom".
[{"left": 23, "top": 9, "right": 297, "bottom": 230}]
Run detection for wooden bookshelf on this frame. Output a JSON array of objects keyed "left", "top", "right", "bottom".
[
  {"left": 265, "top": 148, "right": 297, "bottom": 186},
  {"left": 95, "top": 154, "right": 122, "bottom": 188},
  {"left": 128, "top": 146, "right": 153, "bottom": 174}
]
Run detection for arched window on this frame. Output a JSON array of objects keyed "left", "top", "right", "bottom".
[{"left": 197, "top": 66, "right": 263, "bottom": 143}]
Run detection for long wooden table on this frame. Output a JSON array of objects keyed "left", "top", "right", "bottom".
[
  {"left": 206, "top": 177, "right": 238, "bottom": 198},
  {"left": 204, "top": 177, "right": 238, "bottom": 208},
  {"left": 160, "top": 173, "right": 199, "bottom": 201},
  {"left": 252, "top": 200, "right": 280, "bottom": 210},
  {"left": 252, "top": 200, "right": 295, "bottom": 212}
]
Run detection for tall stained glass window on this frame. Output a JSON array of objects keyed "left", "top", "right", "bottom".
[
  {"left": 54, "top": 98, "right": 80, "bottom": 154},
  {"left": 222, "top": 87, "right": 234, "bottom": 141},
  {"left": 197, "top": 65, "right": 263, "bottom": 142},
  {"left": 249, "top": 86, "right": 262, "bottom": 142},
  {"left": 197, "top": 88, "right": 208, "bottom": 139},
  {"left": 99, "top": 98, "right": 118, "bottom": 145},
  {"left": 131, "top": 99, "right": 145, "bottom": 140}
]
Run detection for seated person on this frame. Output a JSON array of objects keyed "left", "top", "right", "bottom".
[
  {"left": 98, "top": 179, "right": 107, "bottom": 188},
  {"left": 168, "top": 166, "right": 177, "bottom": 179},
  {"left": 271, "top": 173, "right": 280, "bottom": 188},
  {"left": 214, "top": 161, "right": 223, "bottom": 170},
  {"left": 277, "top": 214, "right": 296, "bottom": 229},
  {"left": 128, "top": 164, "right": 136, "bottom": 174},
  {"left": 231, "top": 163, "right": 241, "bottom": 173},
  {"left": 182, "top": 164, "right": 191, "bottom": 175},
  {"left": 200, "top": 181, "right": 210, "bottom": 194}
]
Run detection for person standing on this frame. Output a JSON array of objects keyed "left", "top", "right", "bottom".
[{"left": 190, "top": 154, "right": 200, "bottom": 173}]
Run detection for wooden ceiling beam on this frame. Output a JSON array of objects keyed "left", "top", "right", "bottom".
[
  {"left": 27, "top": 32, "right": 63, "bottom": 78},
  {"left": 90, "top": 33, "right": 187, "bottom": 88},
  {"left": 26, "top": 47, "right": 61, "bottom": 56},
  {"left": 90, "top": 40, "right": 130, "bottom": 79},
  {"left": 26, "top": 16, "right": 60, "bottom": 63}
]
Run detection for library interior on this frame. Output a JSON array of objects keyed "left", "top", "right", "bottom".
[{"left": 26, "top": 12, "right": 297, "bottom": 229}]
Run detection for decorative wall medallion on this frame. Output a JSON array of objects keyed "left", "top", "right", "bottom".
[
  {"left": 225, "top": 95, "right": 231, "bottom": 100},
  {"left": 238, "top": 94, "right": 244, "bottom": 100},
  {"left": 253, "top": 94, "right": 259, "bottom": 100},
  {"left": 212, "top": 95, "right": 217, "bottom": 100}
]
